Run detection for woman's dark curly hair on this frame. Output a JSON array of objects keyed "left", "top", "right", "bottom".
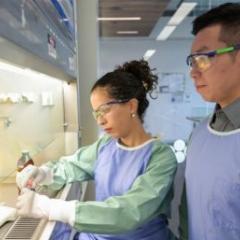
[{"left": 91, "top": 59, "right": 158, "bottom": 122}]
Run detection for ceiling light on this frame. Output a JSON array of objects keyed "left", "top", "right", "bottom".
[
  {"left": 0, "top": 61, "right": 51, "bottom": 79},
  {"left": 156, "top": 25, "right": 176, "bottom": 41},
  {"left": 156, "top": 2, "right": 197, "bottom": 41},
  {"left": 117, "top": 31, "right": 139, "bottom": 35},
  {"left": 143, "top": 49, "right": 156, "bottom": 61},
  {"left": 0, "top": 61, "right": 23, "bottom": 74},
  {"left": 168, "top": 2, "right": 197, "bottom": 25},
  {"left": 97, "top": 17, "right": 141, "bottom": 21}
]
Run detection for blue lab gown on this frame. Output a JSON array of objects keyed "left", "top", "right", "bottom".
[
  {"left": 46, "top": 136, "right": 177, "bottom": 240},
  {"left": 185, "top": 119, "right": 240, "bottom": 240}
]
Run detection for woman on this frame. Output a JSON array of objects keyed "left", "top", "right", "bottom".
[{"left": 16, "top": 59, "right": 177, "bottom": 240}]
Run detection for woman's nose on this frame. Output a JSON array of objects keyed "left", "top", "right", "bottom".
[{"left": 96, "top": 115, "right": 106, "bottom": 126}]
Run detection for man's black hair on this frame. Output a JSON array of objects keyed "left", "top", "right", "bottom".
[{"left": 192, "top": 3, "right": 240, "bottom": 44}]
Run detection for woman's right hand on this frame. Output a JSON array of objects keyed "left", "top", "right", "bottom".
[{"left": 16, "top": 165, "right": 49, "bottom": 190}]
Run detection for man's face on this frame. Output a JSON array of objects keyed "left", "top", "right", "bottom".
[{"left": 190, "top": 24, "right": 240, "bottom": 108}]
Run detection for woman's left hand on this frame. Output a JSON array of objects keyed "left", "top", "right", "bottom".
[
  {"left": 16, "top": 188, "right": 76, "bottom": 225},
  {"left": 16, "top": 188, "right": 51, "bottom": 219}
]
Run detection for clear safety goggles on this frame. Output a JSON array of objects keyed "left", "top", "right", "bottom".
[
  {"left": 92, "top": 99, "right": 129, "bottom": 120},
  {"left": 186, "top": 44, "right": 240, "bottom": 72}
]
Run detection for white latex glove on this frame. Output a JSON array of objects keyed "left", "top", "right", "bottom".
[
  {"left": 16, "top": 165, "right": 53, "bottom": 190},
  {"left": 0, "top": 205, "right": 17, "bottom": 227},
  {"left": 16, "top": 188, "right": 76, "bottom": 225}
]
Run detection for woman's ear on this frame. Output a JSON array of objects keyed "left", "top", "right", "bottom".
[{"left": 128, "top": 98, "right": 138, "bottom": 114}]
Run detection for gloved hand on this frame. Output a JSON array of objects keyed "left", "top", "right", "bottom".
[
  {"left": 16, "top": 188, "right": 76, "bottom": 225},
  {"left": 16, "top": 188, "right": 50, "bottom": 219},
  {"left": 0, "top": 204, "right": 17, "bottom": 227},
  {"left": 16, "top": 165, "right": 53, "bottom": 190}
]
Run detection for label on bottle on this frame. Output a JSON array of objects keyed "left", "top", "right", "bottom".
[{"left": 17, "top": 159, "right": 34, "bottom": 172}]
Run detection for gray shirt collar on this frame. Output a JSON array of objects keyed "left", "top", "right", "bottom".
[{"left": 214, "top": 98, "right": 240, "bottom": 129}]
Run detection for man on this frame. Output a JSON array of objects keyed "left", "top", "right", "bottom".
[{"left": 180, "top": 3, "right": 240, "bottom": 240}]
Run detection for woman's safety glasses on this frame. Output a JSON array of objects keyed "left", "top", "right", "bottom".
[
  {"left": 186, "top": 44, "right": 240, "bottom": 72},
  {"left": 92, "top": 99, "right": 129, "bottom": 120}
]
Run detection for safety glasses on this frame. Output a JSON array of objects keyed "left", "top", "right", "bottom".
[
  {"left": 92, "top": 99, "right": 130, "bottom": 120},
  {"left": 186, "top": 44, "right": 240, "bottom": 72}
]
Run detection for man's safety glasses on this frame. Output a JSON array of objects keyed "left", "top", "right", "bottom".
[
  {"left": 186, "top": 44, "right": 240, "bottom": 72},
  {"left": 92, "top": 99, "right": 129, "bottom": 120}
]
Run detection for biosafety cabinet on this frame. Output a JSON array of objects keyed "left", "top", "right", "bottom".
[
  {"left": 0, "top": 0, "right": 86, "bottom": 239},
  {"left": 0, "top": 62, "right": 84, "bottom": 238}
]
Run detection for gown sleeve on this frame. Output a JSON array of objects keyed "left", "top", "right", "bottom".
[
  {"left": 73, "top": 141, "right": 177, "bottom": 234},
  {"left": 42, "top": 135, "right": 111, "bottom": 191}
]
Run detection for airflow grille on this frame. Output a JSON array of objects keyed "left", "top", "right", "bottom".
[
  {"left": 4, "top": 217, "right": 40, "bottom": 240},
  {"left": 0, "top": 222, "right": 12, "bottom": 239}
]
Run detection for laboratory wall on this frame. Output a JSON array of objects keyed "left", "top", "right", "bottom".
[{"left": 99, "top": 38, "right": 214, "bottom": 143}]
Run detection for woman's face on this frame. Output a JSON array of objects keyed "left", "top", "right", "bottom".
[{"left": 90, "top": 87, "right": 135, "bottom": 139}]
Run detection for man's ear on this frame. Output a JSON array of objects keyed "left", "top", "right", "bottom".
[{"left": 236, "top": 50, "right": 240, "bottom": 63}]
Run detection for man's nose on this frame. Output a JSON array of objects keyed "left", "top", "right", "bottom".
[{"left": 190, "top": 67, "right": 201, "bottom": 81}]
